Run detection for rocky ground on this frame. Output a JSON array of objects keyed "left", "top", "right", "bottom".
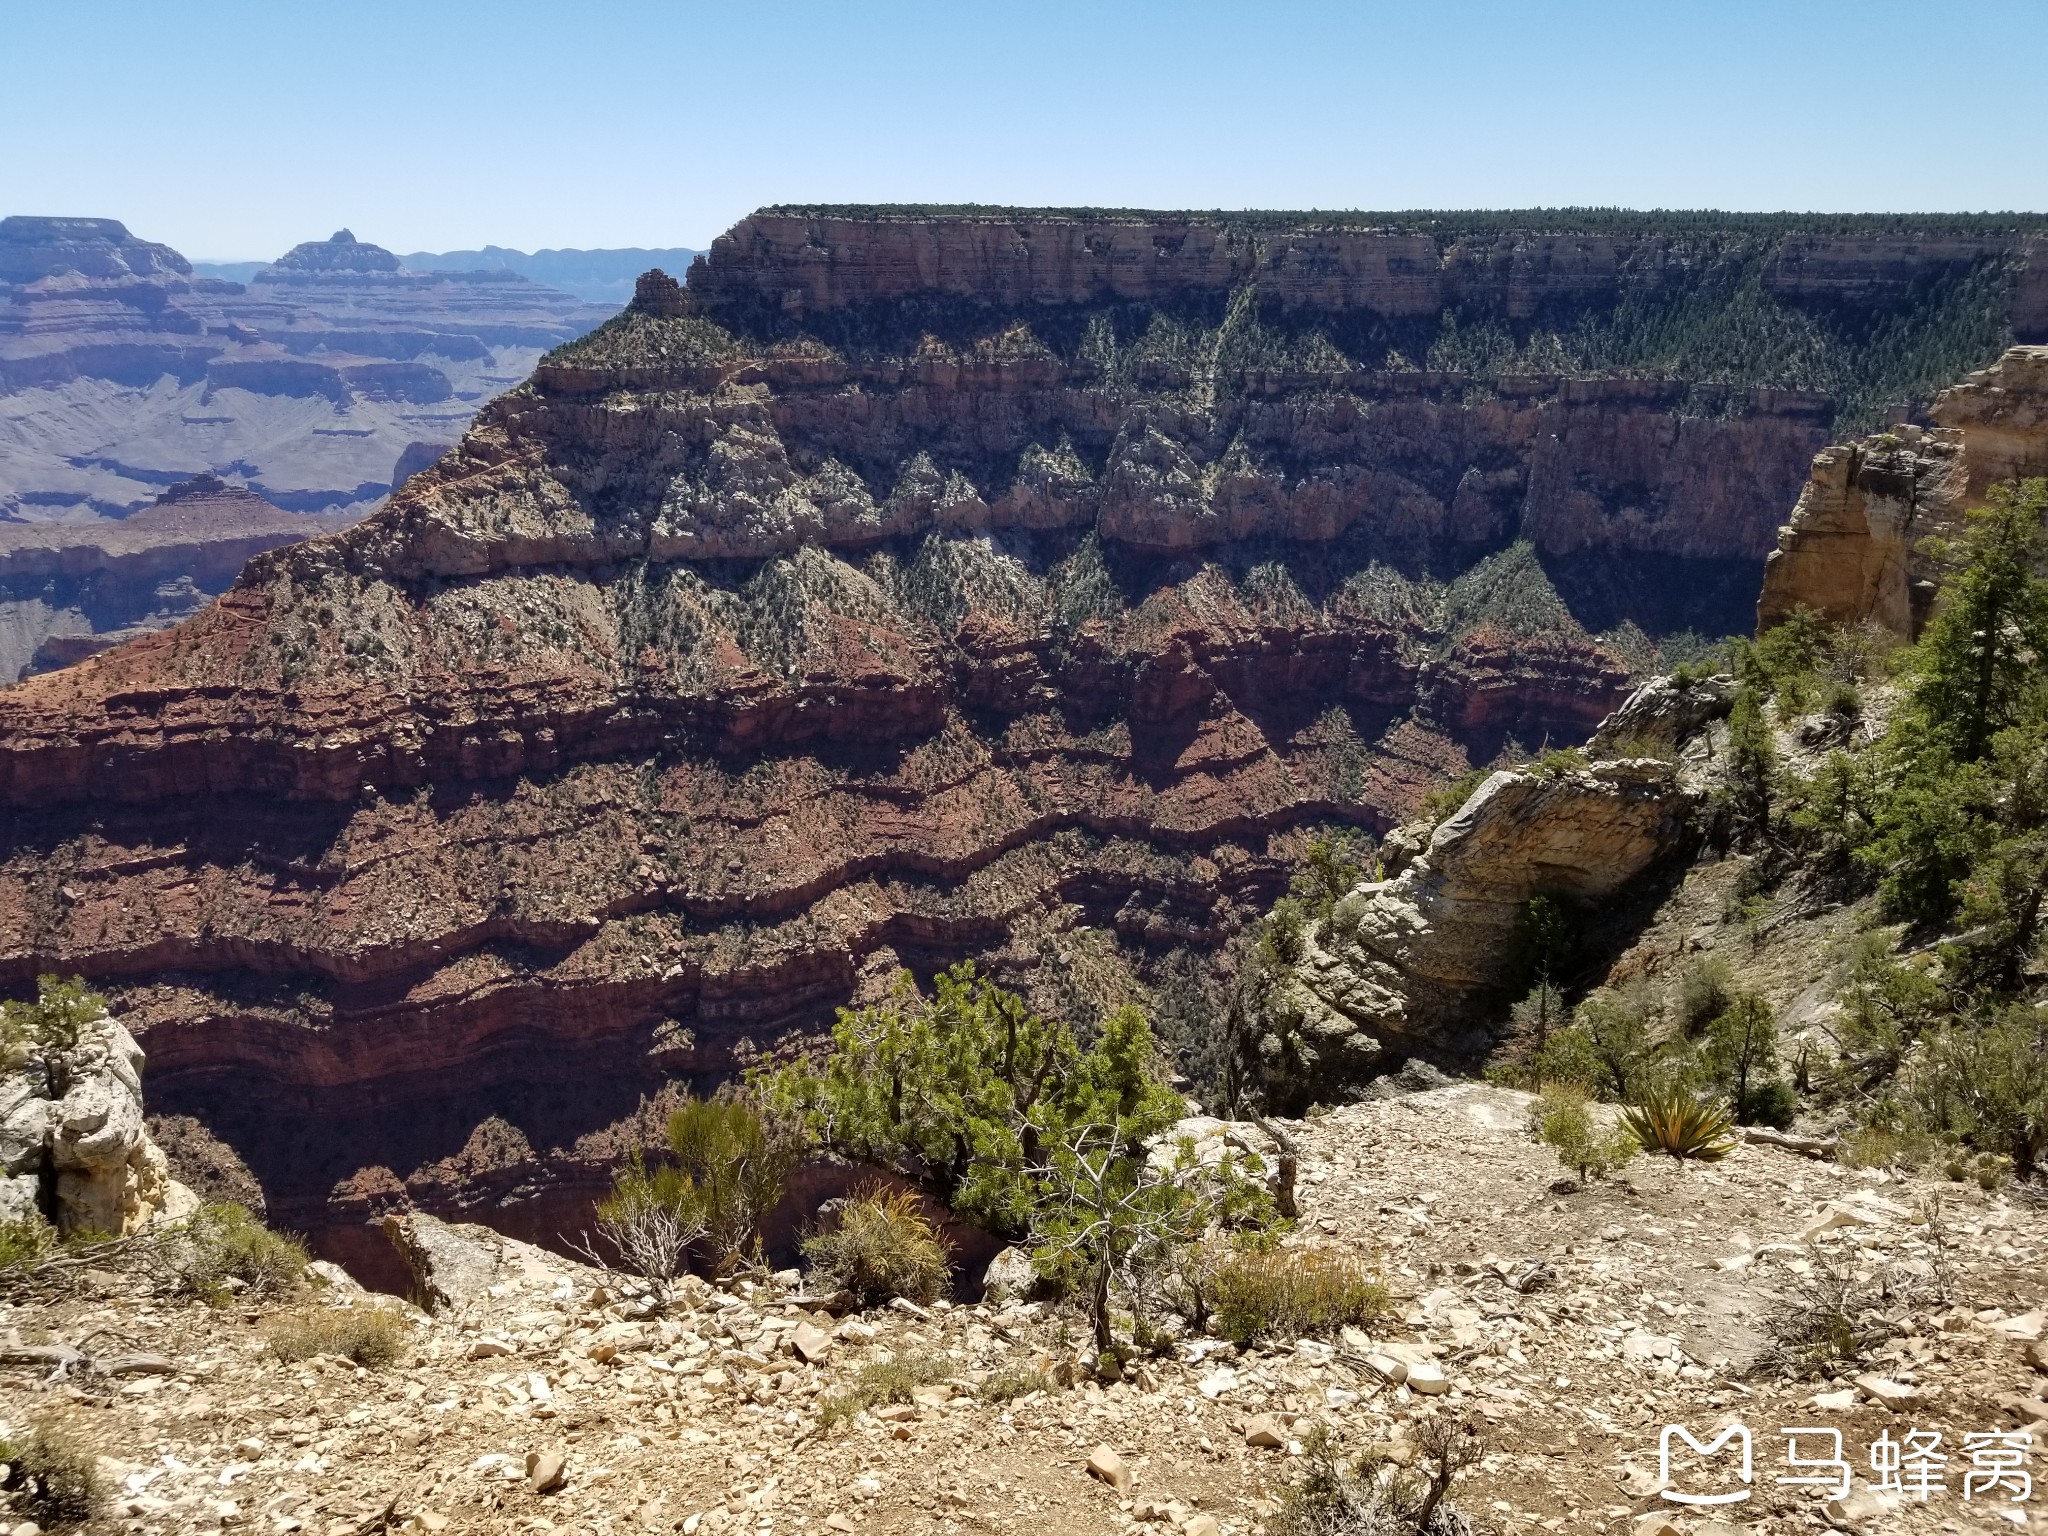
[{"left": 4, "top": 1082, "right": 2043, "bottom": 1536}]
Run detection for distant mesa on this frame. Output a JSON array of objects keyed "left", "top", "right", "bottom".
[
  {"left": 0, "top": 214, "right": 191, "bottom": 284},
  {"left": 0, "top": 474, "right": 346, "bottom": 681},
  {"left": 151, "top": 472, "right": 247, "bottom": 507},
  {"left": 0, "top": 214, "right": 615, "bottom": 674},
  {"left": 262, "top": 228, "right": 405, "bottom": 276}
]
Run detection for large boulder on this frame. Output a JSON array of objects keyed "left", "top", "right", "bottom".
[
  {"left": 0, "top": 1013, "right": 170, "bottom": 1234},
  {"left": 1247, "top": 756, "right": 1695, "bottom": 1109},
  {"left": 379, "top": 1209, "right": 578, "bottom": 1313},
  {"left": 1589, "top": 673, "right": 1738, "bottom": 754}
]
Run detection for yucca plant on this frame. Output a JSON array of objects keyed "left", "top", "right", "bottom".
[{"left": 1623, "top": 1084, "right": 1739, "bottom": 1162}]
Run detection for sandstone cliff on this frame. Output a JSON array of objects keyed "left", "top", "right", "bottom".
[{"left": 1757, "top": 345, "right": 2048, "bottom": 635}]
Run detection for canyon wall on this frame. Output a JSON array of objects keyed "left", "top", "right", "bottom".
[
  {"left": 0, "top": 475, "right": 349, "bottom": 681},
  {"left": 0, "top": 208, "right": 2040, "bottom": 1271},
  {"left": 0, "top": 221, "right": 613, "bottom": 676}
]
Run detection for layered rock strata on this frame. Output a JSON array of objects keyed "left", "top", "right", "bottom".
[
  {"left": 1758, "top": 345, "right": 2048, "bottom": 635},
  {"left": 0, "top": 207, "right": 2030, "bottom": 1268},
  {"left": 0, "top": 475, "right": 347, "bottom": 680},
  {"left": 0, "top": 220, "right": 613, "bottom": 523}
]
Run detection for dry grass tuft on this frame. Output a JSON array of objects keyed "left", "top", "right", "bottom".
[
  {"left": 801, "top": 1187, "right": 952, "bottom": 1307},
  {"left": 1210, "top": 1244, "right": 1390, "bottom": 1346},
  {"left": 0, "top": 1420, "right": 104, "bottom": 1528},
  {"left": 816, "top": 1351, "right": 950, "bottom": 1428},
  {"left": 265, "top": 1305, "right": 410, "bottom": 1368}
]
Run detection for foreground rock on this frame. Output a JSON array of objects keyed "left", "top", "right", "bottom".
[
  {"left": 1248, "top": 753, "right": 1694, "bottom": 1104},
  {"left": 0, "top": 1007, "right": 170, "bottom": 1234}
]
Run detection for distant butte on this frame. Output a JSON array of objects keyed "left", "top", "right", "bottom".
[{"left": 0, "top": 218, "right": 614, "bottom": 669}]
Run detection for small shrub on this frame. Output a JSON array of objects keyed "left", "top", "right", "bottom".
[
  {"left": 1672, "top": 956, "right": 1736, "bottom": 1036},
  {"left": 1741, "top": 1078, "right": 1800, "bottom": 1130},
  {"left": 1526, "top": 1023, "right": 1605, "bottom": 1093},
  {"left": 1290, "top": 829, "right": 1374, "bottom": 924},
  {"left": 1823, "top": 679, "right": 1864, "bottom": 720},
  {"left": 1533, "top": 1085, "right": 1639, "bottom": 1185},
  {"left": 976, "top": 1365, "right": 1055, "bottom": 1402},
  {"left": 0, "top": 1213, "right": 57, "bottom": 1274},
  {"left": 1532, "top": 746, "right": 1589, "bottom": 778},
  {"left": 816, "top": 1351, "right": 950, "bottom": 1428},
  {"left": 1758, "top": 1249, "right": 1926, "bottom": 1377},
  {"left": 1258, "top": 896, "right": 1309, "bottom": 967},
  {"left": 802, "top": 1186, "right": 951, "bottom": 1307},
  {"left": 592, "top": 1153, "right": 705, "bottom": 1300},
  {"left": 265, "top": 1305, "right": 409, "bottom": 1368},
  {"left": 666, "top": 1094, "right": 801, "bottom": 1273},
  {"left": 1271, "top": 1417, "right": 1485, "bottom": 1536},
  {"left": 0, "top": 1420, "right": 103, "bottom": 1528},
  {"left": 1700, "top": 993, "right": 1797, "bottom": 1127},
  {"left": 1902, "top": 1015, "right": 2048, "bottom": 1181},
  {"left": 168, "top": 1203, "right": 308, "bottom": 1303},
  {"left": 1568, "top": 984, "right": 1659, "bottom": 1100},
  {"left": 1598, "top": 734, "right": 1680, "bottom": 764},
  {"left": 1838, "top": 1122, "right": 1937, "bottom": 1172},
  {"left": 1943, "top": 1149, "right": 2011, "bottom": 1191},
  {"left": 1623, "top": 1085, "right": 1738, "bottom": 1162},
  {"left": 1209, "top": 1245, "right": 1388, "bottom": 1346},
  {"left": 1420, "top": 768, "right": 1491, "bottom": 827},
  {"left": 0, "top": 975, "right": 108, "bottom": 1099}
]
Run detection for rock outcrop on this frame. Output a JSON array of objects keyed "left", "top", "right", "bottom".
[
  {"left": 0, "top": 1007, "right": 170, "bottom": 1234},
  {"left": 1588, "top": 671, "right": 1740, "bottom": 753},
  {"left": 1246, "top": 745, "right": 1698, "bottom": 1108},
  {"left": 1758, "top": 345, "right": 2048, "bottom": 635},
  {"left": 379, "top": 1209, "right": 573, "bottom": 1313}
]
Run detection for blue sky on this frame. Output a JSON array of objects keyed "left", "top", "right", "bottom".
[{"left": 7, "top": 0, "right": 2045, "bottom": 260}]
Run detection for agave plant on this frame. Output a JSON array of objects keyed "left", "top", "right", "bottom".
[{"left": 1622, "top": 1083, "right": 1739, "bottom": 1162}]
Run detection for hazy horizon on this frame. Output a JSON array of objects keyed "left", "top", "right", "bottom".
[{"left": 7, "top": 0, "right": 2046, "bottom": 260}]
